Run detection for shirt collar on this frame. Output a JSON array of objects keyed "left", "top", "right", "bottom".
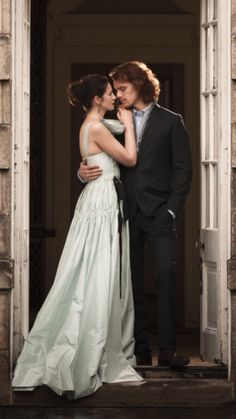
[{"left": 133, "top": 101, "right": 155, "bottom": 115}]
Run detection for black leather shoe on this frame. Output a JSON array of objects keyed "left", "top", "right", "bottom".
[
  {"left": 136, "top": 354, "right": 152, "bottom": 366},
  {"left": 158, "top": 349, "right": 189, "bottom": 368}
]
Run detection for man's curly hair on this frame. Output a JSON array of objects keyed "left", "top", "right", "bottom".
[{"left": 110, "top": 61, "right": 160, "bottom": 103}]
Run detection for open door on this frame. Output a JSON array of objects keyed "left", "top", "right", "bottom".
[{"left": 200, "top": 0, "right": 230, "bottom": 364}]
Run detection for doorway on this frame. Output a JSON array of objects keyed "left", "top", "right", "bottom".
[
  {"left": 28, "top": 1, "right": 201, "bottom": 365},
  {"left": 21, "top": 0, "right": 229, "bottom": 371}
]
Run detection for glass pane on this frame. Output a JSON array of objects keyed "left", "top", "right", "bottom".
[
  {"left": 209, "top": 94, "right": 214, "bottom": 159},
  {"left": 203, "top": 27, "right": 207, "bottom": 91},
  {"left": 202, "top": 0, "right": 207, "bottom": 22},
  {"left": 206, "top": 27, "right": 210, "bottom": 91},
  {"left": 24, "top": 0, "right": 30, "bottom": 22},
  {"left": 205, "top": 165, "right": 210, "bottom": 228},
  {"left": 205, "top": 96, "right": 210, "bottom": 159},
  {"left": 213, "top": 95, "right": 218, "bottom": 160},
  {"left": 213, "top": 164, "right": 218, "bottom": 228},
  {"left": 213, "top": 0, "right": 218, "bottom": 20},
  {"left": 207, "top": 267, "right": 217, "bottom": 328},
  {"left": 206, "top": 0, "right": 210, "bottom": 22},
  {"left": 213, "top": 24, "right": 218, "bottom": 89},
  {"left": 209, "top": 25, "right": 214, "bottom": 90}
]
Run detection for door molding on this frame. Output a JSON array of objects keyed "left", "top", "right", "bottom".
[
  {"left": 200, "top": 0, "right": 231, "bottom": 366},
  {"left": 12, "top": 0, "right": 31, "bottom": 362}
]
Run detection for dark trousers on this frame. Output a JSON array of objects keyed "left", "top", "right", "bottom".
[{"left": 129, "top": 206, "right": 177, "bottom": 356}]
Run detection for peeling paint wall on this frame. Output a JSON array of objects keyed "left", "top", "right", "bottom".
[{"left": 0, "top": 0, "right": 14, "bottom": 405}]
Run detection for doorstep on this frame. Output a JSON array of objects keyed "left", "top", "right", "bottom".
[
  {"left": 136, "top": 365, "right": 228, "bottom": 379},
  {"left": 12, "top": 378, "right": 234, "bottom": 408}
]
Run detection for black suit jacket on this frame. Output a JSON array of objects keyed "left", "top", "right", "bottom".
[{"left": 120, "top": 103, "right": 192, "bottom": 221}]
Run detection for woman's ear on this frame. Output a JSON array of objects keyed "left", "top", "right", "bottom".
[{"left": 94, "top": 95, "right": 102, "bottom": 106}]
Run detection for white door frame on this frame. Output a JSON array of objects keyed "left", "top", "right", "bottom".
[
  {"left": 13, "top": 1, "right": 232, "bottom": 372},
  {"left": 12, "top": 3, "right": 200, "bottom": 361},
  {"left": 217, "top": 0, "right": 231, "bottom": 370},
  {"left": 12, "top": 0, "right": 31, "bottom": 363},
  {"left": 200, "top": 0, "right": 231, "bottom": 367}
]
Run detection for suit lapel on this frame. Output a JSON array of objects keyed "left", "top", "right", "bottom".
[{"left": 138, "top": 103, "right": 161, "bottom": 152}]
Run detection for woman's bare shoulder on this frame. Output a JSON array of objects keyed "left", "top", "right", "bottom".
[{"left": 89, "top": 121, "right": 110, "bottom": 136}]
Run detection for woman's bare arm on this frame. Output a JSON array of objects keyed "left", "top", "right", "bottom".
[{"left": 90, "top": 121, "right": 137, "bottom": 167}]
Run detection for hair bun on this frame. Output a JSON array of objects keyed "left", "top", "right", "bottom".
[
  {"left": 67, "top": 81, "right": 85, "bottom": 108},
  {"left": 67, "top": 74, "right": 109, "bottom": 111}
]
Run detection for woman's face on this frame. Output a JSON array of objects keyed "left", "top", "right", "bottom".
[{"left": 100, "top": 83, "right": 116, "bottom": 111}]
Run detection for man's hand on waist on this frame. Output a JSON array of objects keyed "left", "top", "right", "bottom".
[{"left": 78, "top": 159, "right": 103, "bottom": 182}]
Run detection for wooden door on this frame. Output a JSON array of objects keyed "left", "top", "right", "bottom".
[{"left": 200, "top": 0, "right": 229, "bottom": 364}]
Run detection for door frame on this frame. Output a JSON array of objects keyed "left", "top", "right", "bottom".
[
  {"left": 12, "top": 0, "right": 31, "bottom": 364},
  {"left": 45, "top": 11, "right": 200, "bottom": 333},
  {"left": 12, "top": 4, "right": 204, "bottom": 366},
  {"left": 199, "top": 0, "right": 231, "bottom": 367},
  {"left": 12, "top": 0, "right": 232, "bottom": 376}
]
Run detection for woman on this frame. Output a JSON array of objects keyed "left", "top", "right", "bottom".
[{"left": 12, "top": 74, "right": 143, "bottom": 399}]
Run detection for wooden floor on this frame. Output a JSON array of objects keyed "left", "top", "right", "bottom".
[{"left": 150, "top": 329, "right": 217, "bottom": 367}]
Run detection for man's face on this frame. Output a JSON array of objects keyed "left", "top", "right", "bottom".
[{"left": 113, "top": 80, "right": 139, "bottom": 109}]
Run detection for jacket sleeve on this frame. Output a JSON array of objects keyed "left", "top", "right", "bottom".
[{"left": 167, "top": 114, "right": 192, "bottom": 216}]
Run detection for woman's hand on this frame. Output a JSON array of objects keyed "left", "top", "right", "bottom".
[
  {"left": 78, "top": 159, "right": 103, "bottom": 182},
  {"left": 117, "top": 107, "right": 134, "bottom": 128}
]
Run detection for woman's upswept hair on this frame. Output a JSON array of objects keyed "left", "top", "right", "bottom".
[
  {"left": 67, "top": 74, "right": 109, "bottom": 111},
  {"left": 109, "top": 61, "right": 160, "bottom": 103}
]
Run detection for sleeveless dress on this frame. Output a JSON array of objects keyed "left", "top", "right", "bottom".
[{"left": 12, "top": 120, "right": 143, "bottom": 399}]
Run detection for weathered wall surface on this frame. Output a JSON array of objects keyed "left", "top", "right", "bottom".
[{"left": 0, "top": 0, "right": 14, "bottom": 405}]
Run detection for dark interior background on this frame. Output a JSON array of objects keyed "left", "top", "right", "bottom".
[{"left": 70, "top": 62, "right": 185, "bottom": 329}]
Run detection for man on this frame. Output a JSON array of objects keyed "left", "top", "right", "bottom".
[{"left": 79, "top": 61, "right": 192, "bottom": 367}]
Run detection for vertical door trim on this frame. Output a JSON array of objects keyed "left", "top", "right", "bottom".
[
  {"left": 12, "top": 0, "right": 31, "bottom": 363},
  {"left": 200, "top": 0, "right": 231, "bottom": 366}
]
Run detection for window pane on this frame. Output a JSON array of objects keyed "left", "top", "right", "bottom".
[
  {"left": 213, "top": 164, "right": 218, "bottom": 228},
  {"left": 205, "top": 165, "right": 210, "bottom": 228}
]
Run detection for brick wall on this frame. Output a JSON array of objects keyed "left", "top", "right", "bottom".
[{"left": 0, "top": 0, "right": 14, "bottom": 405}]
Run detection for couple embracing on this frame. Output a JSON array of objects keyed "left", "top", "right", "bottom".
[{"left": 12, "top": 61, "right": 192, "bottom": 399}]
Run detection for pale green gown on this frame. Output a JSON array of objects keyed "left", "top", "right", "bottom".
[{"left": 12, "top": 120, "right": 143, "bottom": 399}]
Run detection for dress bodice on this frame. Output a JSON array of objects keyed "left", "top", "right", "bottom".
[
  {"left": 87, "top": 152, "right": 120, "bottom": 179},
  {"left": 83, "top": 119, "right": 124, "bottom": 180}
]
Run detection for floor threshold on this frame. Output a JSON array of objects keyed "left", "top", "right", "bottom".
[
  {"left": 12, "top": 378, "right": 234, "bottom": 408},
  {"left": 136, "top": 365, "right": 228, "bottom": 379}
]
